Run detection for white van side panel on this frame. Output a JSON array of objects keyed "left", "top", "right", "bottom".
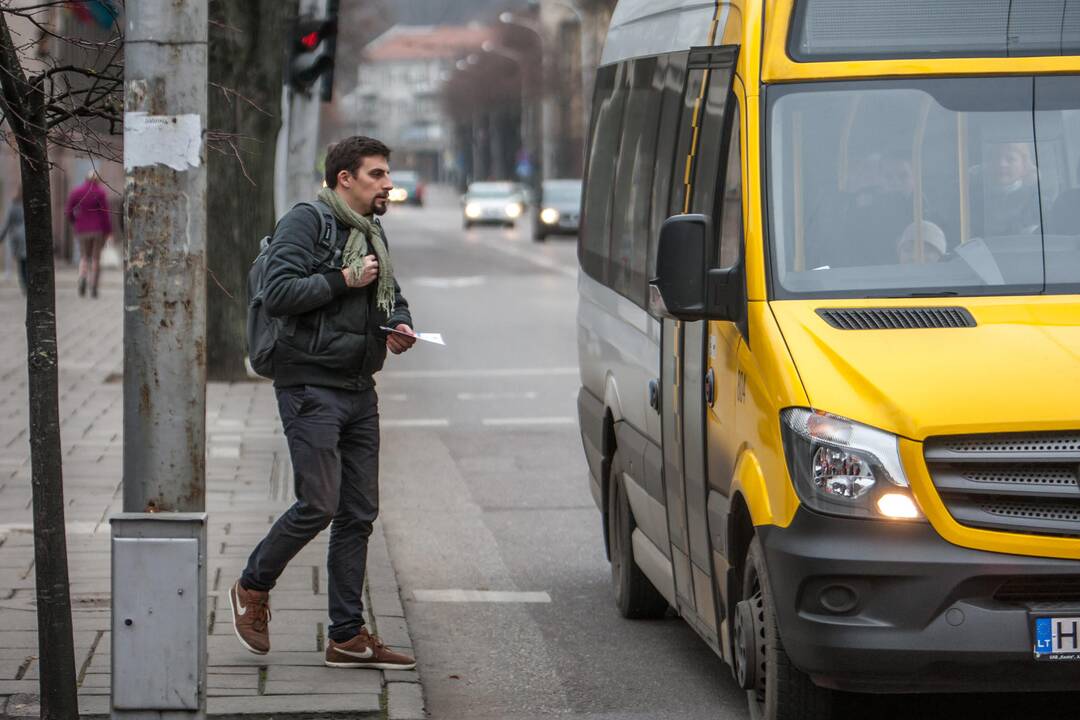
[
  {"left": 577, "top": 272, "right": 659, "bottom": 445},
  {"left": 602, "top": 0, "right": 723, "bottom": 66}
]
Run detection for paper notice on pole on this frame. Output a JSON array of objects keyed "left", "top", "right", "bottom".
[
  {"left": 380, "top": 326, "right": 445, "bottom": 346},
  {"left": 124, "top": 112, "right": 202, "bottom": 171}
]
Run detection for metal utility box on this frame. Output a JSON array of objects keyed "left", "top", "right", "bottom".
[{"left": 111, "top": 513, "right": 206, "bottom": 716}]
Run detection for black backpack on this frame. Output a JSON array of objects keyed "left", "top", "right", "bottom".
[{"left": 246, "top": 201, "right": 338, "bottom": 378}]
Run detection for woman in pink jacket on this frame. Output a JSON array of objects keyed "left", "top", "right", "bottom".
[{"left": 65, "top": 171, "right": 113, "bottom": 298}]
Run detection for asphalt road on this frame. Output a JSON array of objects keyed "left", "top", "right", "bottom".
[{"left": 373, "top": 188, "right": 1076, "bottom": 720}]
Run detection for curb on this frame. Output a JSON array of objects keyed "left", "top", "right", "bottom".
[{"left": 0, "top": 522, "right": 425, "bottom": 720}]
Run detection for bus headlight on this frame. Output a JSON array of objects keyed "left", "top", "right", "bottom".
[
  {"left": 465, "top": 203, "right": 482, "bottom": 219},
  {"left": 505, "top": 202, "right": 523, "bottom": 219},
  {"left": 780, "top": 408, "right": 923, "bottom": 521},
  {"left": 388, "top": 188, "right": 408, "bottom": 202},
  {"left": 540, "top": 207, "right": 560, "bottom": 225}
]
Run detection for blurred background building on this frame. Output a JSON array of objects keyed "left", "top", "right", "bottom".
[
  {"left": 343, "top": 24, "right": 494, "bottom": 183},
  {"left": 334, "top": 0, "right": 618, "bottom": 190}
]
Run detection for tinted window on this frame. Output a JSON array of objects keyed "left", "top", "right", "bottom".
[
  {"left": 791, "top": 0, "right": 1080, "bottom": 60},
  {"left": 719, "top": 113, "right": 743, "bottom": 268},
  {"left": 670, "top": 67, "right": 705, "bottom": 217},
  {"left": 690, "top": 67, "right": 734, "bottom": 239},
  {"left": 649, "top": 52, "right": 688, "bottom": 285},
  {"left": 579, "top": 64, "right": 626, "bottom": 283},
  {"left": 611, "top": 56, "right": 662, "bottom": 305}
]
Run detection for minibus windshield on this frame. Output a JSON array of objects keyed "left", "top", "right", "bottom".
[{"left": 766, "top": 76, "right": 1080, "bottom": 298}]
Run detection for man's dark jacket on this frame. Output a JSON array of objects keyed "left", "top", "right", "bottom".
[{"left": 263, "top": 202, "right": 412, "bottom": 390}]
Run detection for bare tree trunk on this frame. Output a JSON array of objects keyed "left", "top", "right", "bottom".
[
  {"left": 206, "top": 0, "right": 294, "bottom": 381},
  {"left": 0, "top": 13, "right": 79, "bottom": 720}
]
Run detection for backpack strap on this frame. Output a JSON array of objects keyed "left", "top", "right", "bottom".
[{"left": 296, "top": 200, "right": 341, "bottom": 270}]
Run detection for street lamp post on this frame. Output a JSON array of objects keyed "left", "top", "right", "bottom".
[
  {"left": 497, "top": 13, "right": 545, "bottom": 192},
  {"left": 481, "top": 41, "right": 540, "bottom": 197},
  {"left": 544, "top": 0, "right": 592, "bottom": 137}
]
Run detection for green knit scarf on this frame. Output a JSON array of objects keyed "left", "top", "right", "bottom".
[{"left": 318, "top": 187, "right": 396, "bottom": 316}]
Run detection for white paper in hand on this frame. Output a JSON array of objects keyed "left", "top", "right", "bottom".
[{"left": 380, "top": 326, "right": 445, "bottom": 346}]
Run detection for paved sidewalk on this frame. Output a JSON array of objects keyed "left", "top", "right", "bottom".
[{"left": 0, "top": 269, "right": 424, "bottom": 719}]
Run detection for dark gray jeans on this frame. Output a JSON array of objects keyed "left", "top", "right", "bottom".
[{"left": 242, "top": 384, "right": 379, "bottom": 643}]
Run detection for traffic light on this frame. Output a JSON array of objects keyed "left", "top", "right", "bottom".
[{"left": 289, "top": 14, "right": 337, "bottom": 100}]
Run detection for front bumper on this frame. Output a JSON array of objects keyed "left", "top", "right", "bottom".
[{"left": 759, "top": 508, "right": 1080, "bottom": 692}]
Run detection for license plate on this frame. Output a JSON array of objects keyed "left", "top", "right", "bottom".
[{"left": 1034, "top": 616, "right": 1080, "bottom": 660}]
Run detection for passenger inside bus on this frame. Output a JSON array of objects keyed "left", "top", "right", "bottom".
[{"left": 897, "top": 220, "right": 946, "bottom": 264}]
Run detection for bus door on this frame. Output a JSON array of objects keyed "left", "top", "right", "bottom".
[{"left": 660, "top": 46, "right": 738, "bottom": 641}]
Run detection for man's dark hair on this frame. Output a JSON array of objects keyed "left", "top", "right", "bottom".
[{"left": 325, "top": 136, "right": 392, "bottom": 188}]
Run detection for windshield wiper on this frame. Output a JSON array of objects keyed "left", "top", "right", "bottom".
[{"left": 897, "top": 291, "right": 959, "bottom": 297}]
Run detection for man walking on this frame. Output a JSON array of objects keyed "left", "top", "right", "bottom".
[{"left": 230, "top": 136, "right": 417, "bottom": 670}]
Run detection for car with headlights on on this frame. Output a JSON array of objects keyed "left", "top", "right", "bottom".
[
  {"left": 533, "top": 178, "right": 582, "bottom": 241},
  {"left": 462, "top": 181, "right": 527, "bottom": 228},
  {"left": 388, "top": 170, "right": 424, "bottom": 206}
]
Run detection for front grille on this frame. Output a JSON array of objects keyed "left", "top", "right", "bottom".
[
  {"left": 924, "top": 432, "right": 1080, "bottom": 538},
  {"left": 995, "top": 576, "right": 1080, "bottom": 604},
  {"left": 816, "top": 306, "right": 976, "bottom": 330}
]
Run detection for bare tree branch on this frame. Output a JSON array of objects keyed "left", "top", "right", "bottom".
[{"left": 211, "top": 80, "right": 274, "bottom": 117}]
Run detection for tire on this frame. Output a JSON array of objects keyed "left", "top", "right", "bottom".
[
  {"left": 463, "top": 220, "right": 473, "bottom": 230},
  {"left": 739, "top": 538, "right": 832, "bottom": 720},
  {"left": 608, "top": 449, "right": 669, "bottom": 619},
  {"left": 534, "top": 229, "right": 547, "bottom": 242}
]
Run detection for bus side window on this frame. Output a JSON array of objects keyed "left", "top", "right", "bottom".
[
  {"left": 718, "top": 110, "right": 743, "bottom": 269},
  {"left": 611, "top": 56, "right": 662, "bottom": 307},
  {"left": 580, "top": 63, "right": 627, "bottom": 285},
  {"left": 647, "top": 52, "right": 688, "bottom": 298}
]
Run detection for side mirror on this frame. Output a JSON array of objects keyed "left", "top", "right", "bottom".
[{"left": 649, "top": 213, "right": 743, "bottom": 323}]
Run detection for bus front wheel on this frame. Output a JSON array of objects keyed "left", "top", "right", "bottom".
[{"left": 738, "top": 537, "right": 832, "bottom": 720}]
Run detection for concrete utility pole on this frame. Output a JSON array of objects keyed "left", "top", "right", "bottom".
[{"left": 117, "top": 0, "right": 208, "bottom": 718}]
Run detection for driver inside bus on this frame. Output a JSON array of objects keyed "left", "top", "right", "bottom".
[{"left": 982, "top": 141, "right": 1040, "bottom": 236}]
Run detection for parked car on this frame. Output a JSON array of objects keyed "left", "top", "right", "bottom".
[
  {"left": 462, "top": 181, "right": 528, "bottom": 228},
  {"left": 388, "top": 170, "right": 424, "bottom": 206},
  {"left": 533, "top": 179, "right": 582, "bottom": 241}
]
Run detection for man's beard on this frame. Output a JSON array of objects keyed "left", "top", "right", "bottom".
[{"left": 374, "top": 202, "right": 388, "bottom": 216}]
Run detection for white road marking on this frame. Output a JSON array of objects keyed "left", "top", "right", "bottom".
[
  {"left": 412, "top": 589, "right": 552, "bottom": 603},
  {"left": 413, "top": 276, "right": 487, "bottom": 289},
  {"left": 381, "top": 419, "right": 450, "bottom": 428},
  {"left": 382, "top": 367, "right": 577, "bottom": 379},
  {"left": 457, "top": 391, "right": 538, "bottom": 401},
  {"left": 481, "top": 417, "right": 576, "bottom": 427}
]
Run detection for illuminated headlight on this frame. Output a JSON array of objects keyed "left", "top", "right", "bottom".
[
  {"left": 504, "top": 202, "right": 523, "bottom": 219},
  {"left": 388, "top": 188, "right": 408, "bottom": 202},
  {"left": 780, "top": 408, "right": 923, "bottom": 521},
  {"left": 465, "top": 203, "right": 482, "bottom": 219},
  {"left": 539, "top": 207, "right": 560, "bottom": 225}
]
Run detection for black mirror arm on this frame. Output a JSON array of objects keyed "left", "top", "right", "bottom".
[{"left": 705, "top": 259, "right": 748, "bottom": 337}]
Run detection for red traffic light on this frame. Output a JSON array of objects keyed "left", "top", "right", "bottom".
[{"left": 300, "top": 31, "right": 320, "bottom": 50}]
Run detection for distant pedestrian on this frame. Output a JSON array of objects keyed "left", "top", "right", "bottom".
[
  {"left": 64, "top": 170, "right": 112, "bottom": 298},
  {"left": 229, "top": 136, "right": 417, "bottom": 670},
  {"left": 0, "top": 191, "right": 26, "bottom": 295}
]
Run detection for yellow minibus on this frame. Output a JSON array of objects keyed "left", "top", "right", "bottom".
[{"left": 575, "top": 1, "right": 1080, "bottom": 718}]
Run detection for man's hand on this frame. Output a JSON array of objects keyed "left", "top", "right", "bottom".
[
  {"left": 387, "top": 324, "right": 416, "bottom": 354},
  {"left": 342, "top": 254, "right": 379, "bottom": 288}
]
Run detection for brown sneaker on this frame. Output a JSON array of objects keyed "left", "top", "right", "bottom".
[
  {"left": 325, "top": 627, "right": 415, "bottom": 670},
  {"left": 227, "top": 580, "right": 270, "bottom": 655}
]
